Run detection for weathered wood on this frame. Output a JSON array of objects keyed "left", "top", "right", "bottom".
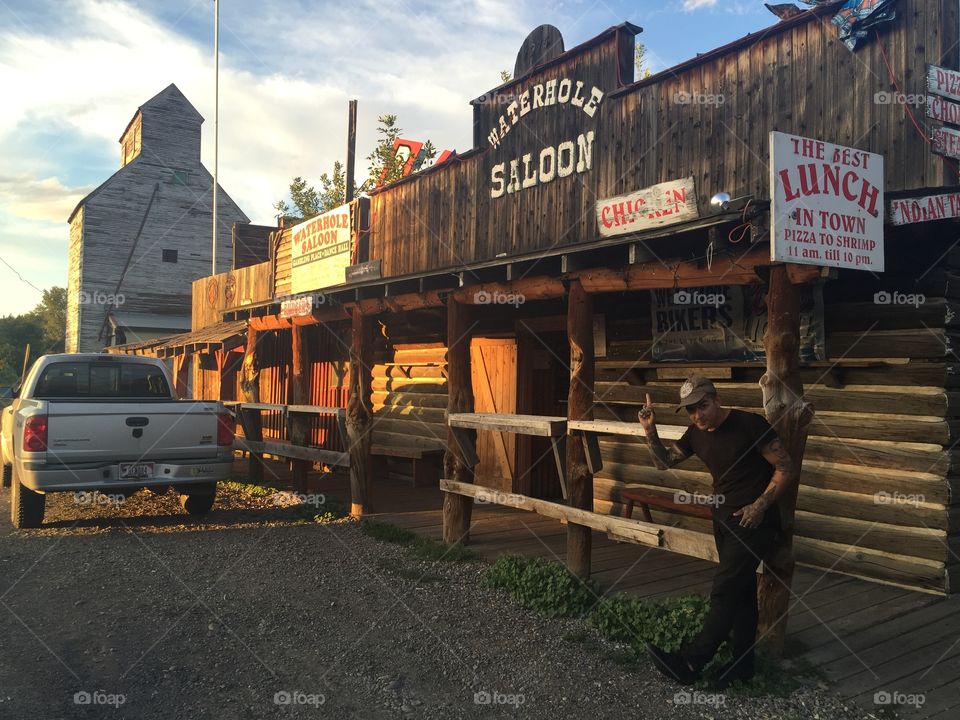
[
  {"left": 447, "top": 412, "right": 566, "bottom": 437},
  {"left": 289, "top": 324, "right": 311, "bottom": 492},
  {"left": 235, "top": 438, "right": 349, "bottom": 467},
  {"left": 239, "top": 329, "right": 263, "bottom": 482},
  {"left": 567, "top": 279, "right": 595, "bottom": 578},
  {"left": 758, "top": 264, "right": 814, "bottom": 656},
  {"left": 441, "top": 479, "right": 660, "bottom": 547},
  {"left": 442, "top": 299, "right": 477, "bottom": 545},
  {"left": 346, "top": 307, "right": 374, "bottom": 516}
]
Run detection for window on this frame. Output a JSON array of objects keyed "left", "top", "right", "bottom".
[
  {"left": 162, "top": 249, "right": 178, "bottom": 263},
  {"left": 34, "top": 362, "right": 171, "bottom": 399},
  {"left": 172, "top": 170, "right": 189, "bottom": 185}
]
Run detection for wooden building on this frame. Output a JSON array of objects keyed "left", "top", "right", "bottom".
[
  {"left": 160, "top": 0, "right": 960, "bottom": 614},
  {"left": 66, "top": 84, "right": 250, "bottom": 352}
]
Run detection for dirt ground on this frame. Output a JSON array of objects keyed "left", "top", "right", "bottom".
[{"left": 0, "top": 482, "right": 878, "bottom": 719}]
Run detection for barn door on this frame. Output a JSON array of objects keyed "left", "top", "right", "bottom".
[{"left": 470, "top": 338, "right": 517, "bottom": 492}]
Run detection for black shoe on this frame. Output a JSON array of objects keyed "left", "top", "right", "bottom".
[
  {"left": 710, "top": 659, "right": 755, "bottom": 690},
  {"left": 645, "top": 642, "right": 700, "bottom": 685}
]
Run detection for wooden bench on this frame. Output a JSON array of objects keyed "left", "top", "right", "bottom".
[
  {"left": 619, "top": 487, "right": 714, "bottom": 522},
  {"left": 371, "top": 444, "right": 445, "bottom": 487}
]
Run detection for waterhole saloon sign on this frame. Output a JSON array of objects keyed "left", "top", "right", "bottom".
[
  {"left": 487, "top": 76, "right": 604, "bottom": 198},
  {"left": 290, "top": 203, "right": 352, "bottom": 294}
]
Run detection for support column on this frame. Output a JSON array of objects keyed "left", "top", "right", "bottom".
[
  {"left": 442, "top": 297, "right": 476, "bottom": 545},
  {"left": 346, "top": 307, "right": 373, "bottom": 516},
  {"left": 240, "top": 327, "right": 264, "bottom": 483},
  {"left": 757, "top": 265, "right": 814, "bottom": 656},
  {"left": 172, "top": 353, "right": 190, "bottom": 399},
  {"left": 290, "top": 324, "right": 312, "bottom": 493},
  {"left": 566, "top": 279, "right": 595, "bottom": 579}
]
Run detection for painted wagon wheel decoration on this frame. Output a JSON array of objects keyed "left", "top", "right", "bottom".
[{"left": 206, "top": 277, "right": 219, "bottom": 307}]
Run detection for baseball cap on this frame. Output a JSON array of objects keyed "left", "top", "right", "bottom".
[{"left": 675, "top": 375, "right": 717, "bottom": 412}]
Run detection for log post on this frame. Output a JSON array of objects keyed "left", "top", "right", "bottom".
[
  {"left": 172, "top": 353, "right": 190, "bottom": 399},
  {"left": 566, "top": 279, "right": 595, "bottom": 578},
  {"left": 346, "top": 307, "right": 373, "bottom": 516},
  {"left": 289, "top": 325, "right": 312, "bottom": 493},
  {"left": 442, "top": 297, "right": 476, "bottom": 545},
  {"left": 757, "top": 265, "right": 814, "bottom": 656},
  {"left": 240, "top": 328, "right": 264, "bottom": 483}
]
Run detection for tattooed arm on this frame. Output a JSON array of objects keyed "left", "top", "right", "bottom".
[
  {"left": 638, "top": 392, "right": 691, "bottom": 470},
  {"left": 733, "top": 437, "right": 795, "bottom": 528}
]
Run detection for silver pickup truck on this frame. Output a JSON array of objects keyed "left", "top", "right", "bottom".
[{"left": 1, "top": 353, "right": 235, "bottom": 528}]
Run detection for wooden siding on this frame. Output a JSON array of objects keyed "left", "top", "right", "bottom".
[
  {"left": 192, "top": 261, "right": 274, "bottom": 331},
  {"left": 366, "top": 0, "right": 956, "bottom": 278},
  {"left": 65, "top": 208, "right": 84, "bottom": 353},
  {"left": 233, "top": 223, "right": 275, "bottom": 269}
]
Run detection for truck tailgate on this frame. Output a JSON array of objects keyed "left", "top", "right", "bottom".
[{"left": 45, "top": 401, "right": 223, "bottom": 463}]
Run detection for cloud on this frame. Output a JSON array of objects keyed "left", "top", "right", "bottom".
[
  {"left": 0, "top": 175, "right": 94, "bottom": 223},
  {"left": 682, "top": 0, "right": 718, "bottom": 10}
]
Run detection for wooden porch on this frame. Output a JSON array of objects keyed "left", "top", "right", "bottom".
[{"left": 268, "top": 460, "right": 960, "bottom": 719}]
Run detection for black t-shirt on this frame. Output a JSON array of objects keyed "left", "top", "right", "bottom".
[{"left": 675, "top": 409, "right": 777, "bottom": 511}]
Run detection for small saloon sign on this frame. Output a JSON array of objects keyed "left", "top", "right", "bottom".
[
  {"left": 290, "top": 204, "right": 352, "bottom": 294},
  {"left": 770, "top": 131, "right": 884, "bottom": 272}
]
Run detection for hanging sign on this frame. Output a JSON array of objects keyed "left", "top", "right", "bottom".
[
  {"left": 595, "top": 177, "right": 699, "bottom": 238},
  {"left": 889, "top": 191, "right": 960, "bottom": 225},
  {"left": 770, "top": 131, "right": 884, "bottom": 272},
  {"left": 649, "top": 285, "right": 825, "bottom": 362},
  {"left": 290, "top": 204, "right": 352, "bottom": 294},
  {"left": 927, "top": 95, "right": 960, "bottom": 126},
  {"left": 933, "top": 126, "right": 960, "bottom": 160},
  {"left": 280, "top": 295, "right": 314, "bottom": 319},
  {"left": 927, "top": 64, "right": 960, "bottom": 103}
]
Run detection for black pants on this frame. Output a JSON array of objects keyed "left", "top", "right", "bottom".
[{"left": 682, "top": 506, "right": 781, "bottom": 673}]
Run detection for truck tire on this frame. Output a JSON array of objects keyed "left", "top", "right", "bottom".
[
  {"left": 10, "top": 470, "right": 44, "bottom": 529},
  {"left": 179, "top": 483, "right": 216, "bottom": 515},
  {"left": 2, "top": 464, "right": 10, "bottom": 489}
]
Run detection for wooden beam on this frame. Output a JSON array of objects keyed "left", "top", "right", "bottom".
[
  {"left": 757, "top": 264, "right": 814, "bottom": 657},
  {"left": 346, "top": 307, "right": 374, "bottom": 516},
  {"left": 235, "top": 438, "right": 349, "bottom": 467},
  {"left": 442, "top": 298, "right": 477, "bottom": 545},
  {"left": 289, "top": 324, "right": 312, "bottom": 492},
  {"left": 239, "top": 329, "right": 264, "bottom": 483},
  {"left": 566, "top": 278, "right": 595, "bottom": 579},
  {"left": 441, "top": 479, "right": 660, "bottom": 546}
]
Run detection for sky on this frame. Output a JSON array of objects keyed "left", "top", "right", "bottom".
[{"left": 0, "top": 0, "right": 782, "bottom": 317}]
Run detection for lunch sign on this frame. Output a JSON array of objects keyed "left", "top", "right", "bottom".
[{"left": 770, "top": 131, "right": 884, "bottom": 272}]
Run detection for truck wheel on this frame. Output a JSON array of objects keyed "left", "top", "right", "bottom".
[
  {"left": 179, "top": 484, "right": 216, "bottom": 515},
  {"left": 2, "top": 464, "right": 10, "bottom": 489},
  {"left": 10, "top": 471, "right": 44, "bottom": 529}
]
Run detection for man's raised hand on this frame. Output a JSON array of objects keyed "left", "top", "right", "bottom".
[{"left": 638, "top": 392, "right": 656, "bottom": 432}]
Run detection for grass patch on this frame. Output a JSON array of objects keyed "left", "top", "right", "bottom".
[
  {"left": 484, "top": 555, "right": 599, "bottom": 619},
  {"left": 220, "top": 480, "right": 280, "bottom": 497},
  {"left": 303, "top": 495, "right": 351, "bottom": 524},
  {"left": 361, "top": 520, "right": 479, "bottom": 562}
]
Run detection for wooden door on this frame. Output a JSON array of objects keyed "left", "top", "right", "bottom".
[{"left": 470, "top": 338, "right": 517, "bottom": 492}]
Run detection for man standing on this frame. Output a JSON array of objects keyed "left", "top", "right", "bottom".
[{"left": 638, "top": 375, "right": 795, "bottom": 688}]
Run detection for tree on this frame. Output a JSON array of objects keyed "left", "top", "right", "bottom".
[
  {"left": 500, "top": 70, "right": 512, "bottom": 82},
  {"left": 0, "top": 315, "right": 46, "bottom": 386},
  {"left": 361, "top": 114, "right": 437, "bottom": 192},
  {"left": 635, "top": 41, "right": 652, "bottom": 80},
  {"left": 29, "top": 286, "right": 66, "bottom": 353}
]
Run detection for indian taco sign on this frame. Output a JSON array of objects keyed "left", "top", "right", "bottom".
[
  {"left": 290, "top": 203, "right": 352, "bottom": 294},
  {"left": 770, "top": 131, "right": 884, "bottom": 272}
]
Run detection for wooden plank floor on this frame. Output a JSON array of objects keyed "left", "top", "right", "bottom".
[{"left": 261, "top": 461, "right": 960, "bottom": 718}]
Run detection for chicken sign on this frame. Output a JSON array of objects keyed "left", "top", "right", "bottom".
[{"left": 770, "top": 131, "right": 884, "bottom": 272}]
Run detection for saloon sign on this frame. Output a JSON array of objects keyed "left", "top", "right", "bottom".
[
  {"left": 488, "top": 76, "right": 603, "bottom": 198},
  {"left": 770, "top": 131, "right": 884, "bottom": 272},
  {"left": 290, "top": 204, "right": 352, "bottom": 294}
]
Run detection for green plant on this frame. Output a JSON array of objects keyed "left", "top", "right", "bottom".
[
  {"left": 484, "top": 555, "right": 599, "bottom": 619},
  {"left": 361, "top": 520, "right": 479, "bottom": 562},
  {"left": 307, "top": 495, "right": 350, "bottom": 524},
  {"left": 220, "top": 480, "right": 279, "bottom": 497},
  {"left": 588, "top": 593, "right": 710, "bottom": 652}
]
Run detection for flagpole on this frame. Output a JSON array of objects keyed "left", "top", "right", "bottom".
[{"left": 212, "top": 0, "right": 219, "bottom": 275}]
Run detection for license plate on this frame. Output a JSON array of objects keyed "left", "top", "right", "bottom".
[
  {"left": 119, "top": 462, "right": 154, "bottom": 479},
  {"left": 190, "top": 465, "right": 214, "bottom": 476}
]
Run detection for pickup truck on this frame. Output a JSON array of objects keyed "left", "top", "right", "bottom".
[{"left": 1, "top": 353, "right": 235, "bottom": 528}]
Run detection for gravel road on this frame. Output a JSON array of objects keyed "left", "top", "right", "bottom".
[{"left": 0, "top": 483, "right": 880, "bottom": 719}]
